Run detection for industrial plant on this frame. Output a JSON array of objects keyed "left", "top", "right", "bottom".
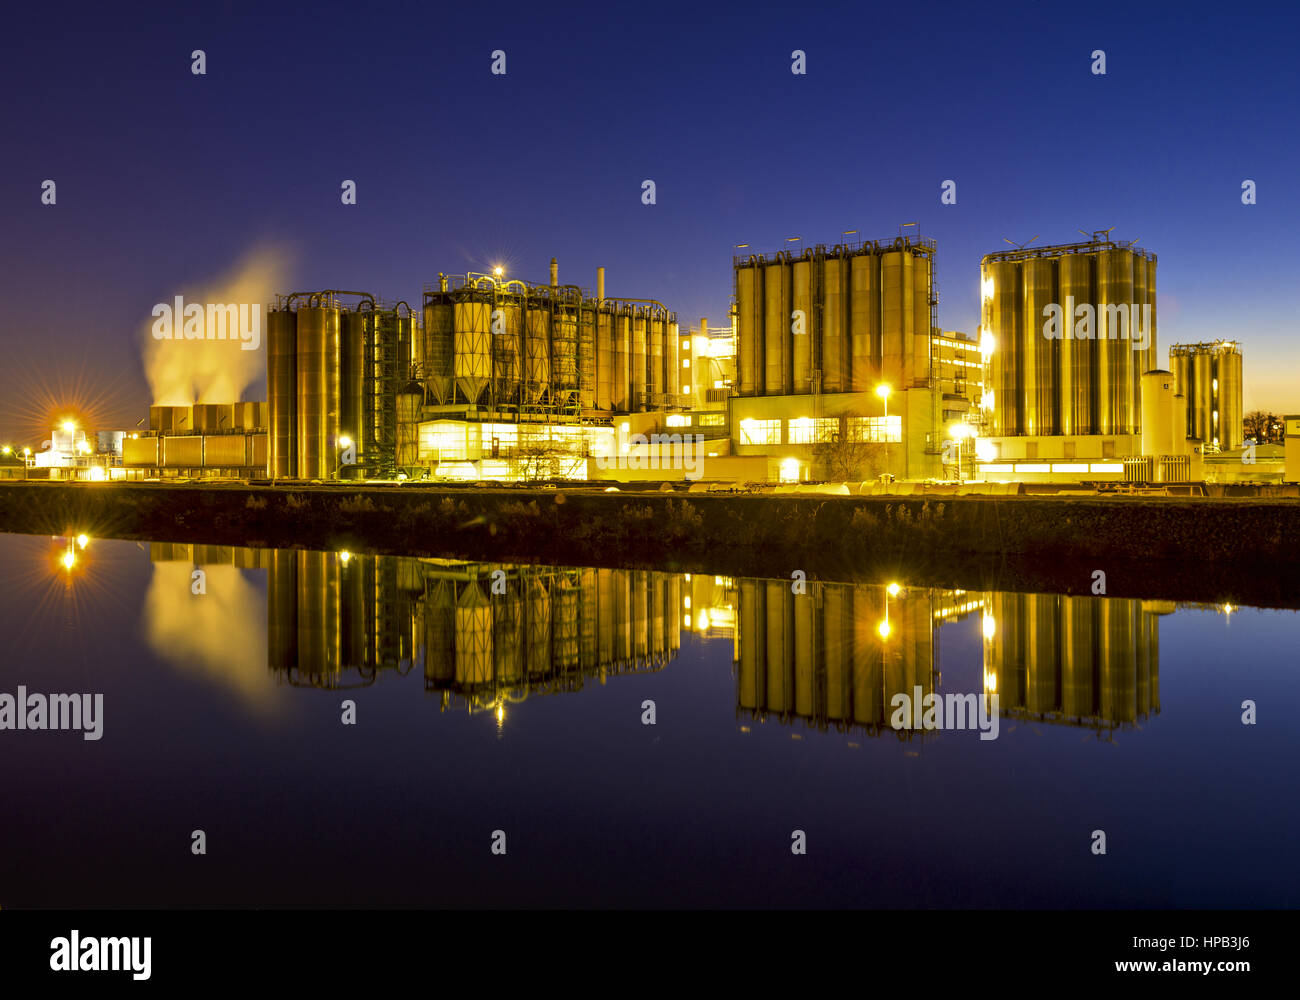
[{"left": 6, "top": 230, "right": 1295, "bottom": 487}]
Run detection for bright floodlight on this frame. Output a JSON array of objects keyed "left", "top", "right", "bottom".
[
  {"left": 62, "top": 420, "right": 76, "bottom": 433},
  {"left": 77, "top": 534, "right": 89, "bottom": 549},
  {"left": 493, "top": 266, "right": 504, "bottom": 277},
  {"left": 975, "top": 438, "right": 997, "bottom": 463},
  {"left": 877, "top": 619, "right": 891, "bottom": 639},
  {"left": 875, "top": 384, "right": 891, "bottom": 400},
  {"left": 887, "top": 582, "right": 901, "bottom": 597},
  {"left": 983, "top": 613, "right": 996, "bottom": 640},
  {"left": 980, "top": 330, "right": 995, "bottom": 355},
  {"left": 339, "top": 435, "right": 352, "bottom": 449}
]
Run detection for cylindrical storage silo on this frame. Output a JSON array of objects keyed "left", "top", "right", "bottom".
[
  {"left": 1058, "top": 253, "right": 1093, "bottom": 435},
  {"left": 631, "top": 310, "right": 647, "bottom": 409},
  {"left": 910, "top": 252, "right": 932, "bottom": 388},
  {"left": 339, "top": 310, "right": 366, "bottom": 473},
  {"left": 1191, "top": 351, "right": 1212, "bottom": 443},
  {"left": 1097, "top": 249, "right": 1134, "bottom": 435},
  {"left": 763, "top": 259, "right": 791, "bottom": 395},
  {"left": 989, "top": 260, "right": 1023, "bottom": 436},
  {"left": 849, "top": 251, "right": 880, "bottom": 391},
  {"left": 297, "top": 549, "right": 340, "bottom": 680},
  {"left": 791, "top": 257, "right": 812, "bottom": 394},
  {"left": 666, "top": 319, "right": 680, "bottom": 402},
  {"left": 880, "top": 250, "right": 908, "bottom": 390},
  {"left": 1101, "top": 599, "right": 1137, "bottom": 724},
  {"left": 454, "top": 297, "right": 491, "bottom": 404},
  {"left": 1141, "top": 370, "right": 1174, "bottom": 458},
  {"left": 1130, "top": 254, "right": 1148, "bottom": 436},
  {"left": 1022, "top": 256, "right": 1058, "bottom": 436},
  {"left": 421, "top": 301, "right": 454, "bottom": 405},
  {"left": 648, "top": 312, "right": 664, "bottom": 402},
  {"left": 455, "top": 582, "right": 493, "bottom": 688},
  {"left": 552, "top": 304, "right": 578, "bottom": 403},
  {"left": 611, "top": 308, "right": 629, "bottom": 410},
  {"left": 494, "top": 298, "right": 524, "bottom": 405},
  {"left": 596, "top": 308, "right": 613, "bottom": 410},
  {"left": 267, "top": 308, "right": 297, "bottom": 477},
  {"left": 525, "top": 300, "right": 551, "bottom": 403},
  {"left": 267, "top": 548, "right": 298, "bottom": 673},
  {"left": 578, "top": 306, "right": 596, "bottom": 410},
  {"left": 822, "top": 252, "right": 847, "bottom": 392},
  {"left": 1144, "top": 257, "right": 1159, "bottom": 380},
  {"left": 737, "top": 262, "right": 761, "bottom": 396},
  {"left": 1224, "top": 347, "right": 1243, "bottom": 450},
  {"left": 1171, "top": 393, "right": 1187, "bottom": 454},
  {"left": 295, "top": 305, "right": 340, "bottom": 480},
  {"left": 396, "top": 391, "right": 420, "bottom": 470}
]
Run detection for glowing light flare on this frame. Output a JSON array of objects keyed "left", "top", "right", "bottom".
[
  {"left": 981, "top": 276, "right": 995, "bottom": 301},
  {"left": 886, "top": 583, "right": 901, "bottom": 597},
  {"left": 875, "top": 383, "right": 891, "bottom": 400},
  {"left": 975, "top": 438, "right": 997, "bottom": 463},
  {"left": 877, "top": 619, "right": 891, "bottom": 640},
  {"left": 983, "top": 613, "right": 996, "bottom": 640},
  {"left": 76, "top": 534, "right": 89, "bottom": 549}
]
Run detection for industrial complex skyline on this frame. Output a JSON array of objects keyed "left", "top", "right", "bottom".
[{"left": 1, "top": 1, "right": 1298, "bottom": 442}]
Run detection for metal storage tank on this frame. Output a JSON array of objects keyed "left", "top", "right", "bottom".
[
  {"left": 1097, "top": 249, "right": 1134, "bottom": 435},
  {"left": 161, "top": 435, "right": 204, "bottom": 468},
  {"left": 988, "top": 260, "right": 1023, "bottom": 436},
  {"left": 340, "top": 310, "right": 367, "bottom": 463},
  {"left": 610, "top": 308, "right": 629, "bottom": 411},
  {"left": 647, "top": 312, "right": 664, "bottom": 402},
  {"left": 791, "top": 257, "right": 812, "bottom": 394},
  {"left": 822, "top": 584, "right": 848, "bottom": 722},
  {"left": 822, "top": 252, "right": 847, "bottom": 392},
  {"left": 1022, "top": 256, "right": 1058, "bottom": 436},
  {"left": 494, "top": 578, "right": 524, "bottom": 686},
  {"left": 764, "top": 580, "right": 792, "bottom": 714},
  {"left": 1058, "top": 253, "right": 1093, "bottom": 435},
  {"left": 494, "top": 299, "right": 523, "bottom": 405},
  {"left": 578, "top": 306, "right": 596, "bottom": 410},
  {"left": 552, "top": 303, "right": 578, "bottom": 402},
  {"left": 297, "top": 550, "right": 340, "bottom": 679},
  {"left": 295, "top": 305, "right": 340, "bottom": 480},
  {"left": 454, "top": 298, "right": 491, "bottom": 404},
  {"left": 910, "top": 251, "right": 932, "bottom": 388},
  {"left": 880, "top": 250, "right": 908, "bottom": 390},
  {"left": 1219, "top": 346, "right": 1242, "bottom": 450},
  {"left": 421, "top": 301, "right": 454, "bottom": 405},
  {"left": 525, "top": 302, "right": 551, "bottom": 404},
  {"left": 852, "top": 588, "right": 884, "bottom": 725},
  {"left": 1171, "top": 393, "right": 1187, "bottom": 454},
  {"left": 1101, "top": 599, "right": 1137, "bottom": 723},
  {"left": 666, "top": 319, "right": 679, "bottom": 403},
  {"left": 736, "top": 262, "right": 761, "bottom": 396},
  {"left": 849, "top": 251, "right": 880, "bottom": 392},
  {"left": 1141, "top": 371, "right": 1174, "bottom": 457},
  {"left": 793, "top": 581, "right": 814, "bottom": 716},
  {"left": 1191, "top": 351, "right": 1212, "bottom": 442},
  {"left": 631, "top": 310, "right": 647, "bottom": 408},
  {"left": 1145, "top": 258, "right": 1159, "bottom": 379},
  {"left": 763, "top": 258, "right": 791, "bottom": 395},
  {"left": 396, "top": 391, "right": 420, "bottom": 469},
  {"left": 596, "top": 309, "right": 613, "bottom": 410},
  {"left": 1131, "top": 255, "right": 1148, "bottom": 436}
]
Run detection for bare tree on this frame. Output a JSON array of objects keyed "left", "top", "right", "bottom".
[
  {"left": 1244, "top": 410, "right": 1267, "bottom": 443},
  {"left": 812, "top": 430, "right": 886, "bottom": 482}
]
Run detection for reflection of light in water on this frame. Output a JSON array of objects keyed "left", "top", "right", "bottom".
[
  {"left": 983, "top": 613, "right": 996, "bottom": 640},
  {"left": 142, "top": 562, "right": 272, "bottom": 709}
]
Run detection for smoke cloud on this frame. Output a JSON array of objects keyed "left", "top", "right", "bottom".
[{"left": 143, "top": 246, "right": 291, "bottom": 405}]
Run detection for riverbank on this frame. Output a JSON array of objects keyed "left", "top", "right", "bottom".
[{"left": 2, "top": 481, "right": 1298, "bottom": 608}]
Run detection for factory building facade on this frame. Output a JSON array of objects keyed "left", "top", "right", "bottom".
[{"left": 731, "top": 234, "right": 941, "bottom": 481}]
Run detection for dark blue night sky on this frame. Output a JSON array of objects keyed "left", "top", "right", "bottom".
[{"left": 2, "top": 0, "right": 1297, "bottom": 439}]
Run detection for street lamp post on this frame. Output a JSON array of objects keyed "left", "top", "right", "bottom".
[{"left": 875, "top": 383, "right": 892, "bottom": 481}]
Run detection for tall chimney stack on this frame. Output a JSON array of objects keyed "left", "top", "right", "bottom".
[
  {"left": 549, "top": 257, "right": 558, "bottom": 287},
  {"left": 597, "top": 266, "right": 605, "bottom": 303}
]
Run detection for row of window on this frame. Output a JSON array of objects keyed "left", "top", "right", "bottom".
[{"left": 739, "top": 416, "right": 902, "bottom": 446}]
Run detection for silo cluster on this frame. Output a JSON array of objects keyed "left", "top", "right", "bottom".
[
  {"left": 1169, "top": 342, "right": 1242, "bottom": 450},
  {"left": 419, "top": 268, "right": 680, "bottom": 413},
  {"left": 983, "top": 241, "right": 1158, "bottom": 437},
  {"left": 734, "top": 237, "right": 935, "bottom": 396},
  {"left": 267, "top": 292, "right": 415, "bottom": 479}
]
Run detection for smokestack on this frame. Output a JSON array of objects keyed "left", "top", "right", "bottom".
[
  {"left": 438, "top": 272, "right": 447, "bottom": 292},
  {"left": 550, "top": 257, "right": 558, "bottom": 287},
  {"left": 700, "top": 317, "right": 708, "bottom": 339},
  {"left": 597, "top": 266, "right": 605, "bottom": 303}
]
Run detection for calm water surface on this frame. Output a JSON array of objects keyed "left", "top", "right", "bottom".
[{"left": 0, "top": 533, "right": 1295, "bottom": 908}]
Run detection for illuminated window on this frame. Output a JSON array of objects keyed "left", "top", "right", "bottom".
[
  {"left": 713, "top": 380, "right": 724, "bottom": 389},
  {"left": 697, "top": 413, "right": 726, "bottom": 427},
  {"left": 682, "top": 359, "right": 690, "bottom": 368},
  {"left": 681, "top": 339, "right": 690, "bottom": 351},
  {"left": 847, "top": 416, "right": 901, "bottom": 443},
  {"left": 682, "top": 385, "right": 690, "bottom": 393},
  {"left": 787, "top": 417, "right": 839, "bottom": 444},
  {"left": 739, "top": 418, "right": 781, "bottom": 446},
  {"left": 666, "top": 414, "right": 689, "bottom": 427}
]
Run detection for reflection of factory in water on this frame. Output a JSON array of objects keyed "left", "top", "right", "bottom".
[
  {"left": 150, "top": 544, "right": 681, "bottom": 715},
  {"left": 147, "top": 544, "right": 1163, "bottom": 736},
  {"left": 982, "top": 594, "right": 1168, "bottom": 733},
  {"left": 731, "top": 581, "right": 1165, "bottom": 739}
]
